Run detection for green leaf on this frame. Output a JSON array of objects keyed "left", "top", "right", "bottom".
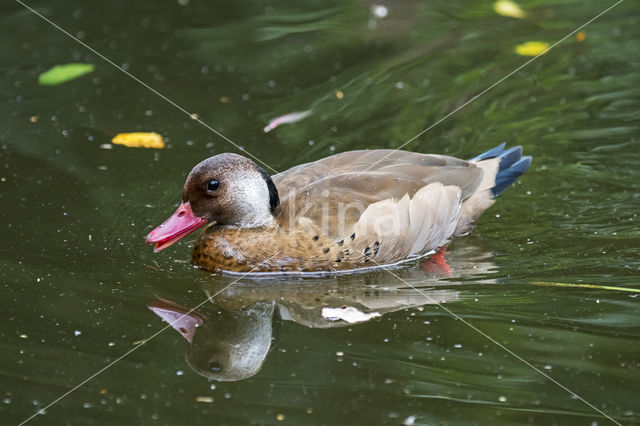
[{"left": 38, "top": 63, "right": 95, "bottom": 86}]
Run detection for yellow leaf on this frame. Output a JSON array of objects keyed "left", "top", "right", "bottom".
[
  {"left": 514, "top": 41, "right": 550, "bottom": 57},
  {"left": 111, "top": 132, "right": 165, "bottom": 149},
  {"left": 493, "top": 1, "right": 526, "bottom": 19},
  {"left": 576, "top": 31, "right": 586, "bottom": 42}
]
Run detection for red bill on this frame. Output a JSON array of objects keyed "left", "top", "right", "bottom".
[{"left": 145, "top": 201, "right": 207, "bottom": 252}]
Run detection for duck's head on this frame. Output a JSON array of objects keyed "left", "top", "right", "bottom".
[{"left": 146, "top": 153, "right": 279, "bottom": 252}]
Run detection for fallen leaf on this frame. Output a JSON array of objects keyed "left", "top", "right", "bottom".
[
  {"left": 335, "top": 90, "right": 344, "bottom": 99},
  {"left": 514, "top": 41, "right": 549, "bottom": 57},
  {"left": 196, "top": 396, "right": 214, "bottom": 403},
  {"left": 111, "top": 132, "right": 165, "bottom": 149},
  {"left": 493, "top": 1, "right": 526, "bottom": 19},
  {"left": 264, "top": 110, "right": 312, "bottom": 133},
  {"left": 38, "top": 63, "right": 94, "bottom": 86},
  {"left": 576, "top": 31, "right": 586, "bottom": 42}
]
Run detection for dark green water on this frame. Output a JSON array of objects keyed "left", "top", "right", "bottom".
[{"left": 2, "top": 0, "right": 639, "bottom": 425}]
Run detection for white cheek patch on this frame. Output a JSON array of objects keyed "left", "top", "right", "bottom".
[{"left": 229, "top": 171, "right": 275, "bottom": 227}]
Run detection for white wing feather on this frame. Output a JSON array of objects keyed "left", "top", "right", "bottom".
[{"left": 346, "top": 183, "right": 462, "bottom": 263}]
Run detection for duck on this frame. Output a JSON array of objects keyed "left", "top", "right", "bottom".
[{"left": 145, "top": 143, "right": 531, "bottom": 274}]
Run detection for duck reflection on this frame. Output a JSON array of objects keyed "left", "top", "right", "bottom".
[{"left": 148, "top": 242, "right": 496, "bottom": 381}]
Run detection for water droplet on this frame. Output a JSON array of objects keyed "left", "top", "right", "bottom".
[{"left": 371, "top": 5, "right": 388, "bottom": 18}]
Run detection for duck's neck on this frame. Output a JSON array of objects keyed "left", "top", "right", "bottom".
[{"left": 232, "top": 213, "right": 276, "bottom": 229}]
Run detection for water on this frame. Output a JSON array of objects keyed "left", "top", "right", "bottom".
[{"left": 2, "top": 0, "right": 639, "bottom": 424}]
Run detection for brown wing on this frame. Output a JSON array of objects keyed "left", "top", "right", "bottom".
[{"left": 272, "top": 150, "right": 483, "bottom": 239}]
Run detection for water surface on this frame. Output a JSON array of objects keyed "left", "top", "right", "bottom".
[{"left": 1, "top": 0, "right": 639, "bottom": 424}]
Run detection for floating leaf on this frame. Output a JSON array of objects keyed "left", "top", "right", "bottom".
[
  {"left": 576, "top": 31, "right": 586, "bottom": 42},
  {"left": 111, "top": 132, "right": 165, "bottom": 149},
  {"left": 38, "top": 63, "right": 94, "bottom": 86},
  {"left": 493, "top": 1, "right": 526, "bottom": 19},
  {"left": 515, "top": 41, "right": 549, "bottom": 57},
  {"left": 264, "top": 110, "right": 312, "bottom": 133}
]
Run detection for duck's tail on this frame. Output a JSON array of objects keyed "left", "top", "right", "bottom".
[
  {"left": 454, "top": 143, "right": 531, "bottom": 236},
  {"left": 470, "top": 143, "right": 532, "bottom": 197}
]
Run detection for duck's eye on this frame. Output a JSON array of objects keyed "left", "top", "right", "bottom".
[{"left": 206, "top": 179, "right": 220, "bottom": 192}]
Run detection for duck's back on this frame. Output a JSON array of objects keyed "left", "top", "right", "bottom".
[{"left": 273, "top": 149, "right": 484, "bottom": 239}]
